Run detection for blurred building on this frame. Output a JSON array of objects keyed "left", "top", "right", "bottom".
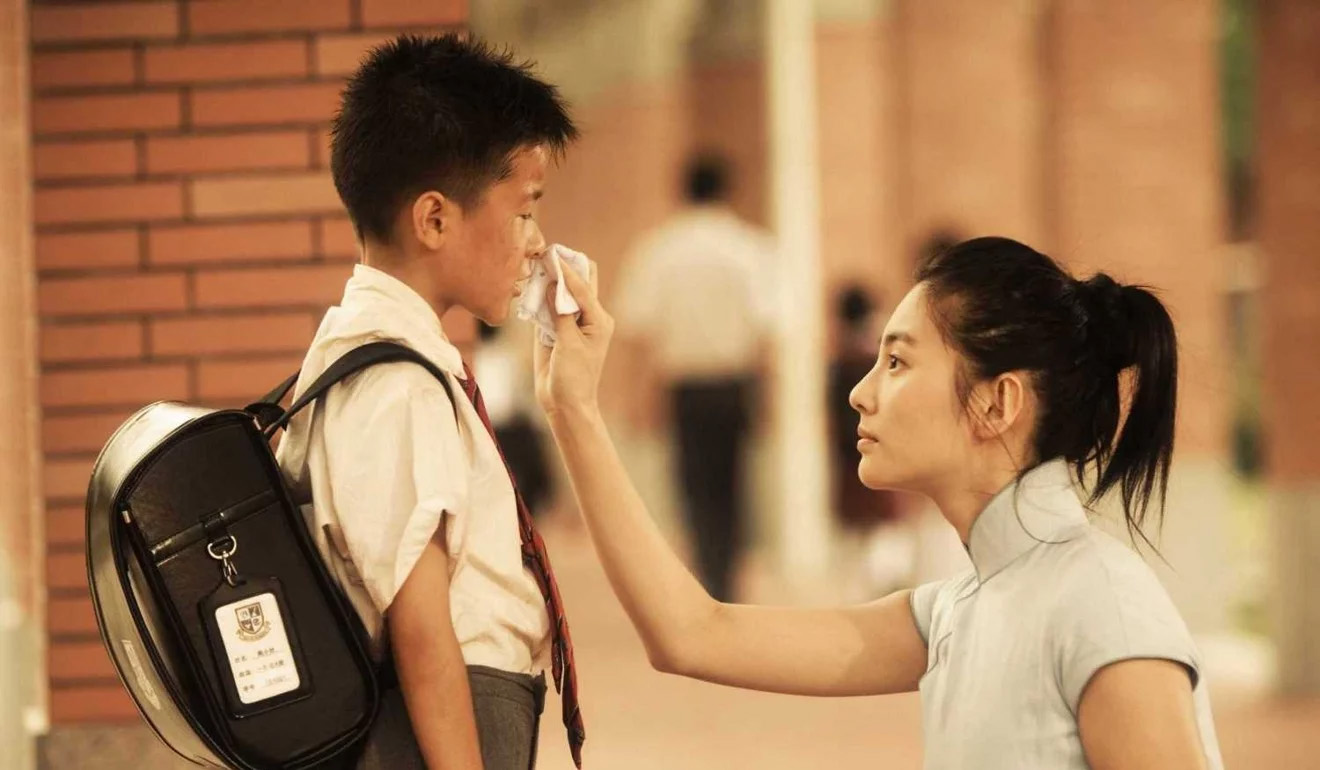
[{"left": 0, "top": 0, "right": 1317, "bottom": 768}]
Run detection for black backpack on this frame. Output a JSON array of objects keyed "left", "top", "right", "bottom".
[{"left": 85, "top": 341, "right": 453, "bottom": 769}]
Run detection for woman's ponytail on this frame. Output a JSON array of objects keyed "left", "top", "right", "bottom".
[{"left": 1075, "top": 275, "right": 1179, "bottom": 540}]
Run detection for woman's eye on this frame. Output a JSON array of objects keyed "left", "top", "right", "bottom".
[
  {"left": 520, "top": 213, "right": 535, "bottom": 221},
  {"left": 886, "top": 354, "right": 902, "bottom": 371}
]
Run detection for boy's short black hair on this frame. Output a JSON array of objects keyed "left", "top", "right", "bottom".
[{"left": 332, "top": 34, "right": 577, "bottom": 244}]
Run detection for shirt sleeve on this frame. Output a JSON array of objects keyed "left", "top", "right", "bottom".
[
  {"left": 321, "top": 363, "right": 469, "bottom": 614},
  {"left": 909, "top": 578, "right": 948, "bottom": 646},
  {"left": 1053, "top": 548, "right": 1201, "bottom": 715},
  {"left": 613, "top": 245, "right": 661, "bottom": 337}
]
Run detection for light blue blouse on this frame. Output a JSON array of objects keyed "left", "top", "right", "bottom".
[{"left": 910, "top": 460, "right": 1224, "bottom": 769}]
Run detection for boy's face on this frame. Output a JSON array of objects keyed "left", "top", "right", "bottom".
[{"left": 441, "top": 144, "right": 549, "bottom": 325}]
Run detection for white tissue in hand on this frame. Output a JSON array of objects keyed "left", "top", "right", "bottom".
[{"left": 516, "top": 243, "right": 590, "bottom": 346}]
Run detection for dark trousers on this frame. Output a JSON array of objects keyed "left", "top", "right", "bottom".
[
  {"left": 672, "top": 378, "right": 752, "bottom": 602},
  {"left": 357, "top": 665, "right": 547, "bottom": 770}
]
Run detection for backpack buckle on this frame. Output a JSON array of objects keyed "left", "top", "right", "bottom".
[{"left": 207, "top": 536, "right": 240, "bottom": 586}]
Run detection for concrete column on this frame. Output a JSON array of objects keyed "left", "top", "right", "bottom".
[
  {"left": 897, "top": 0, "right": 1048, "bottom": 256},
  {"left": 815, "top": 2, "right": 901, "bottom": 303},
  {"left": 1258, "top": 0, "right": 1320, "bottom": 696},
  {"left": 766, "top": 0, "right": 831, "bottom": 588},
  {"left": 0, "top": 0, "right": 45, "bottom": 766},
  {"left": 688, "top": 1, "right": 768, "bottom": 227},
  {"left": 1050, "top": 0, "right": 1233, "bottom": 633}
]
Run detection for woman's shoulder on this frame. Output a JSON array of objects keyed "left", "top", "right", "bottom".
[{"left": 1047, "top": 526, "right": 1197, "bottom": 660}]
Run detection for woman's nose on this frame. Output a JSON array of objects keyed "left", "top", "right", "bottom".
[{"left": 849, "top": 367, "right": 876, "bottom": 415}]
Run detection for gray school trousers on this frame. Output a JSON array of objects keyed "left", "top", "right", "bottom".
[{"left": 357, "top": 665, "right": 547, "bottom": 770}]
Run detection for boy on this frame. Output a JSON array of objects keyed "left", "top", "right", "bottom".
[{"left": 276, "top": 34, "right": 583, "bottom": 769}]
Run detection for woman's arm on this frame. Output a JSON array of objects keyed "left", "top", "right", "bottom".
[
  {"left": 536, "top": 262, "right": 928, "bottom": 697},
  {"left": 1078, "top": 659, "right": 1209, "bottom": 770}
]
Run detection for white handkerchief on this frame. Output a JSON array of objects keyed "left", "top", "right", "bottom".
[{"left": 516, "top": 243, "right": 590, "bottom": 346}]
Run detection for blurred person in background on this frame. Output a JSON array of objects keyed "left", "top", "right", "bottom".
[
  {"left": 829, "top": 283, "right": 914, "bottom": 599},
  {"left": 613, "top": 152, "right": 776, "bottom": 602},
  {"left": 536, "top": 237, "right": 1223, "bottom": 769},
  {"left": 475, "top": 321, "right": 556, "bottom": 520}
]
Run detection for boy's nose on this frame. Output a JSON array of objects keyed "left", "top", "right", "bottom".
[{"left": 528, "top": 223, "right": 547, "bottom": 258}]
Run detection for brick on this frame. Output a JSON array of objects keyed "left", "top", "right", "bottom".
[
  {"left": 149, "top": 220, "right": 314, "bottom": 265},
  {"left": 48, "top": 505, "right": 88, "bottom": 549},
  {"left": 31, "top": 2, "right": 179, "bottom": 44},
  {"left": 313, "top": 32, "right": 396, "bottom": 77},
  {"left": 44, "top": 412, "right": 133, "bottom": 454},
  {"left": 50, "top": 641, "right": 117, "bottom": 680},
  {"left": 31, "top": 49, "right": 136, "bottom": 90},
  {"left": 318, "top": 216, "right": 359, "bottom": 257},
  {"left": 51, "top": 686, "right": 139, "bottom": 723},
  {"left": 36, "top": 182, "right": 183, "bottom": 227},
  {"left": 144, "top": 40, "right": 309, "bottom": 85},
  {"left": 198, "top": 355, "right": 305, "bottom": 401},
  {"left": 195, "top": 264, "right": 351, "bottom": 309},
  {"left": 361, "top": 0, "right": 467, "bottom": 28},
  {"left": 187, "top": 0, "right": 352, "bottom": 36},
  {"left": 191, "top": 83, "right": 343, "bottom": 128},
  {"left": 189, "top": 172, "right": 341, "bottom": 218},
  {"left": 34, "top": 92, "right": 181, "bottom": 135},
  {"left": 42, "top": 363, "right": 190, "bottom": 409},
  {"left": 47, "top": 551, "right": 86, "bottom": 592},
  {"left": 41, "top": 320, "right": 144, "bottom": 363},
  {"left": 34, "top": 139, "right": 138, "bottom": 181},
  {"left": 146, "top": 131, "right": 311, "bottom": 175},
  {"left": 313, "top": 125, "right": 333, "bottom": 168},
  {"left": 45, "top": 457, "right": 96, "bottom": 501},
  {"left": 49, "top": 597, "right": 97, "bottom": 635},
  {"left": 40, "top": 274, "right": 187, "bottom": 317},
  {"left": 36, "top": 230, "right": 140, "bottom": 271},
  {"left": 151, "top": 312, "right": 317, "bottom": 356}
]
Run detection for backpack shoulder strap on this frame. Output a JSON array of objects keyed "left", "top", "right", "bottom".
[{"left": 258, "top": 341, "right": 457, "bottom": 438}]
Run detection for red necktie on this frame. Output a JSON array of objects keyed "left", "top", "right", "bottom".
[{"left": 461, "top": 364, "right": 585, "bottom": 767}]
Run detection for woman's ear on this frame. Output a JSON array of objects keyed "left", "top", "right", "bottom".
[
  {"left": 411, "top": 191, "right": 448, "bottom": 249},
  {"left": 968, "top": 372, "right": 1029, "bottom": 440}
]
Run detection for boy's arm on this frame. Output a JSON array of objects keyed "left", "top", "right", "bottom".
[{"left": 387, "top": 531, "right": 483, "bottom": 770}]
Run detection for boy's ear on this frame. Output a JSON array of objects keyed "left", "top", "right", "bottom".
[{"left": 411, "top": 191, "right": 449, "bottom": 249}]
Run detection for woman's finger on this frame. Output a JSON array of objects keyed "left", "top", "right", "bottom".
[{"left": 559, "top": 259, "right": 604, "bottom": 325}]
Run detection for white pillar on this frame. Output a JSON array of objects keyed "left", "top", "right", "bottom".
[
  {"left": 0, "top": 0, "right": 46, "bottom": 766},
  {"left": 766, "top": 0, "right": 831, "bottom": 592}
]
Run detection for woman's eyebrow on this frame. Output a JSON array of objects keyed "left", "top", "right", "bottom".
[{"left": 881, "top": 331, "right": 916, "bottom": 347}]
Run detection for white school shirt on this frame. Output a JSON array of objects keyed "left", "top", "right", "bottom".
[
  {"left": 910, "top": 460, "right": 1224, "bottom": 769},
  {"left": 276, "top": 264, "right": 550, "bottom": 674},
  {"left": 614, "top": 205, "right": 776, "bottom": 382}
]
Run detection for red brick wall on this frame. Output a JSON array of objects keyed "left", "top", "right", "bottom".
[
  {"left": 1258, "top": 0, "right": 1320, "bottom": 482},
  {"left": 29, "top": 0, "right": 467, "bottom": 724}
]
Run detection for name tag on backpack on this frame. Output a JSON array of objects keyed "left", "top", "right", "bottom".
[
  {"left": 203, "top": 576, "right": 312, "bottom": 716},
  {"left": 214, "top": 592, "right": 301, "bottom": 704}
]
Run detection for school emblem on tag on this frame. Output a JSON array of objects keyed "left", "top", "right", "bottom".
[{"left": 235, "top": 602, "right": 270, "bottom": 642}]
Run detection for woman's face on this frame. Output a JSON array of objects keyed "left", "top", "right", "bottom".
[{"left": 849, "top": 283, "right": 974, "bottom": 493}]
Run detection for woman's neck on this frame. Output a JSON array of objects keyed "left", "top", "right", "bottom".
[{"left": 927, "top": 457, "right": 1026, "bottom": 546}]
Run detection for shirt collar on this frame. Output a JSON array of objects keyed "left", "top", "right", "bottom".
[
  {"left": 338, "top": 263, "right": 466, "bottom": 378},
  {"left": 965, "top": 459, "right": 1088, "bottom": 583}
]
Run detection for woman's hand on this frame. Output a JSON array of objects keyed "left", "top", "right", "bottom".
[{"left": 533, "top": 259, "right": 615, "bottom": 418}]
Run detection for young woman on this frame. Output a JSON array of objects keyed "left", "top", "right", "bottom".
[{"left": 535, "top": 237, "right": 1222, "bottom": 769}]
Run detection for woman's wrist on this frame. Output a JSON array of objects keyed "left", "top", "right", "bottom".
[{"left": 545, "top": 398, "right": 603, "bottom": 428}]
